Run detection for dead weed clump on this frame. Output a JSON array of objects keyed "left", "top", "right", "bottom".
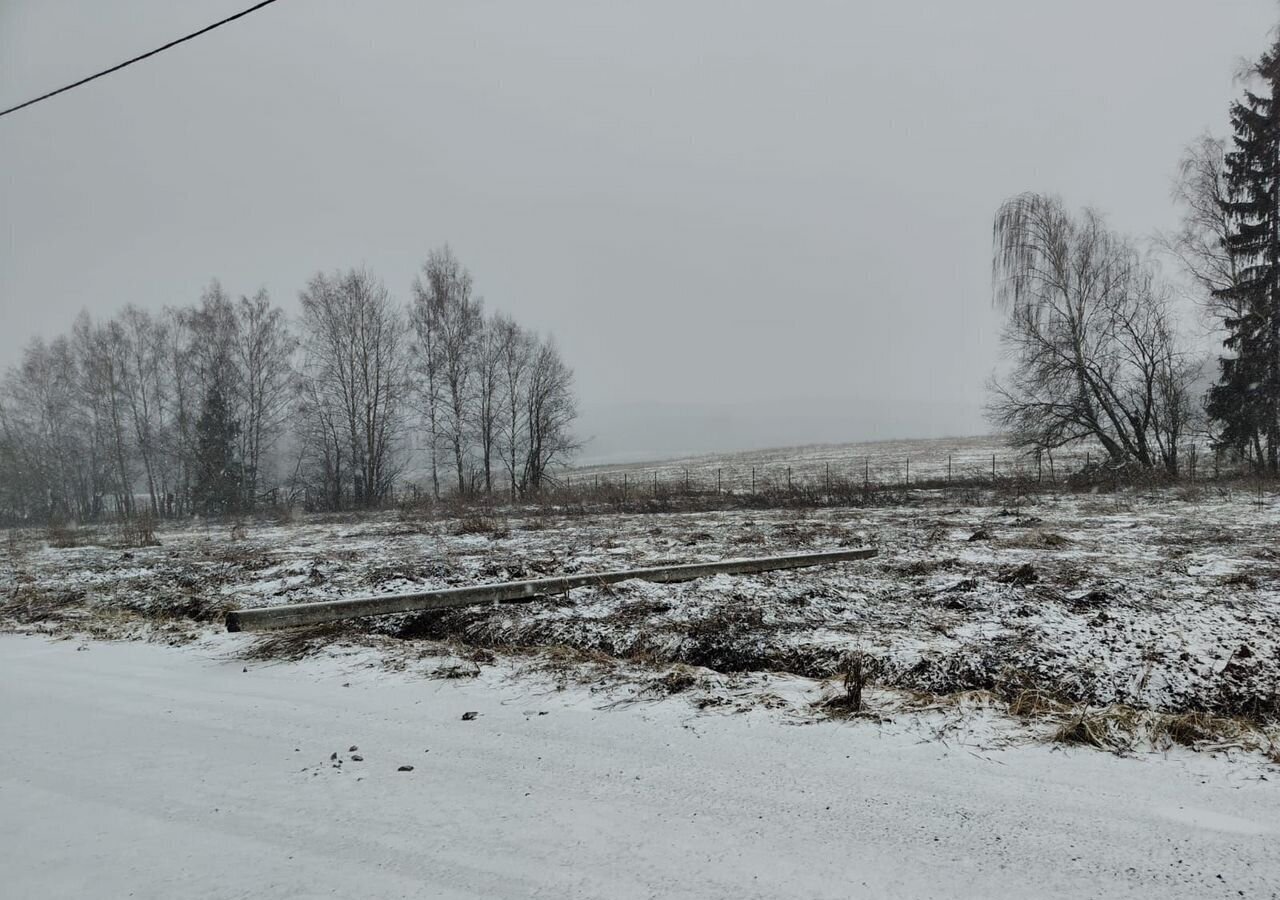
[
  {"left": 1006, "top": 530, "right": 1072, "bottom": 550},
  {"left": 115, "top": 587, "right": 237, "bottom": 624},
  {"left": 117, "top": 512, "right": 160, "bottom": 548},
  {"left": 522, "top": 644, "right": 622, "bottom": 690},
  {"left": 241, "top": 622, "right": 365, "bottom": 662},
  {"left": 1151, "top": 712, "right": 1248, "bottom": 749},
  {"left": 615, "top": 596, "right": 675, "bottom": 622},
  {"left": 997, "top": 563, "right": 1039, "bottom": 586},
  {"left": 1051, "top": 706, "right": 1139, "bottom": 753},
  {"left": 1219, "top": 572, "right": 1258, "bottom": 589},
  {"left": 823, "top": 651, "right": 870, "bottom": 714},
  {"left": 892, "top": 557, "right": 961, "bottom": 578},
  {"left": 453, "top": 515, "right": 511, "bottom": 539},
  {"left": 1046, "top": 704, "right": 1271, "bottom": 757},
  {"left": 0, "top": 585, "right": 88, "bottom": 627},
  {"left": 431, "top": 660, "right": 482, "bottom": 679},
  {"left": 651, "top": 664, "right": 700, "bottom": 695},
  {"left": 678, "top": 604, "right": 770, "bottom": 672}
]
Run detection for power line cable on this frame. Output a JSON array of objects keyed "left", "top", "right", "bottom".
[{"left": 0, "top": 0, "right": 284, "bottom": 119}]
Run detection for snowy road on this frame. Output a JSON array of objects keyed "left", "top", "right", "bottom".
[{"left": 1, "top": 635, "right": 1276, "bottom": 899}]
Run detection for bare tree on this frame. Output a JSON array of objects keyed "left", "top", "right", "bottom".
[
  {"left": 473, "top": 316, "right": 505, "bottom": 493},
  {"left": 522, "top": 337, "right": 580, "bottom": 491},
  {"left": 411, "top": 247, "right": 482, "bottom": 496},
  {"left": 1164, "top": 134, "right": 1243, "bottom": 322},
  {"left": 494, "top": 314, "right": 534, "bottom": 495},
  {"left": 990, "top": 193, "right": 1196, "bottom": 474},
  {"left": 233, "top": 290, "right": 297, "bottom": 508},
  {"left": 190, "top": 281, "right": 241, "bottom": 403},
  {"left": 298, "top": 268, "right": 408, "bottom": 509},
  {"left": 162, "top": 307, "right": 201, "bottom": 515},
  {"left": 71, "top": 314, "right": 136, "bottom": 516},
  {"left": 409, "top": 275, "right": 443, "bottom": 500},
  {"left": 118, "top": 306, "right": 169, "bottom": 516}
]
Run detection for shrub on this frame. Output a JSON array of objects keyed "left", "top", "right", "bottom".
[{"left": 118, "top": 511, "right": 160, "bottom": 548}]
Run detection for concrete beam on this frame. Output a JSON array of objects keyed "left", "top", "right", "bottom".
[{"left": 225, "top": 547, "right": 877, "bottom": 632}]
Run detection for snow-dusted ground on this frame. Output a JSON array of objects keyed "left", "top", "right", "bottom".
[
  {"left": 7, "top": 485, "right": 1279, "bottom": 723},
  {"left": 2, "top": 634, "right": 1277, "bottom": 900}
]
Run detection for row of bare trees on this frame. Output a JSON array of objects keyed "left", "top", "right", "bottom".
[
  {"left": 0, "top": 286, "right": 296, "bottom": 523},
  {"left": 0, "top": 248, "right": 578, "bottom": 522},
  {"left": 293, "top": 251, "right": 578, "bottom": 510},
  {"left": 408, "top": 247, "right": 577, "bottom": 500}
]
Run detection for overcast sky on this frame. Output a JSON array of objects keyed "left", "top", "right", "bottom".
[{"left": 1, "top": 1, "right": 1275, "bottom": 463}]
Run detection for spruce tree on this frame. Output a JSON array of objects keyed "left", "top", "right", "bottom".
[
  {"left": 1212, "top": 37, "right": 1280, "bottom": 472},
  {"left": 193, "top": 386, "right": 242, "bottom": 516}
]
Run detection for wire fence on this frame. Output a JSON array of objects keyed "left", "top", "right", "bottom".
[{"left": 555, "top": 443, "right": 1242, "bottom": 501}]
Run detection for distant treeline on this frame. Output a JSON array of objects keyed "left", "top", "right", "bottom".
[{"left": 0, "top": 247, "right": 577, "bottom": 523}]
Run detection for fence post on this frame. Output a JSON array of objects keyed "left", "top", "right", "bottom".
[
  {"left": 623, "top": 473, "right": 628, "bottom": 502},
  {"left": 947, "top": 454, "right": 952, "bottom": 484},
  {"left": 787, "top": 466, "right": 792, "bottom": 491},
  {"left": 684, "top": 468, "right": 689, "bottom": 493},
  {"left": 752, "top": 467, "right": 756, "bottom": 494},
  {"left": 654, "top": 471, "right": 659, "bottom": 496},
  {"left": 825, "top": 462, "right": 830, "bottom": 491},
  {"left": 864, "top": 459, "right": 869, "bottom": 492},
  {"left": 992, "top": 454, "right": 996, "bottom": 483},
  {"left": 905, "top": 457, "right": 909, "bottom": 488},
  {"left": 717, "top": 468, "right": 722, "bottom": 494}
]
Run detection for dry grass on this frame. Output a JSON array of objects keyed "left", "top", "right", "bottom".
[
  {"left": 518, "top": 644, "right": 622, "bottom": 691},
  {"left": 1047, "top": 704, "right": 1276, "bottom": 757},
  {"left": 893, "top": 682, "right": 1279, "bottom": 760},
  {"left": 45, "top": 521, "right": 83, "bottom": 549},
  {"left": 6, "top": 528, "right": 25, "bottom": 560},
  {"left": 431, "top": 660, "right": 482, "bottom": 679},
  {"left": 1006, "top": 686, "right": 1071, "bottom": 718},
  {"left": 241, "top": 623, "right": 364, "bottom": 662},
  {"left": 1051, "top": 706, "right": 1140, "bottom": 753},
  {"left": 453, "top": 515, "right": 511, "bottom": 539},
  {"left": 891, "top": 557, "right": 961, "bottom": 578},
  {"left": 0, "top": 585, "right": 88, "bottom": 627},
  {"left": 650, "top": 664, "right": 699, "bottom": 694},
  {"left": 1005, "top": 530, "right": 1072, "bottom": 550},
  {"left": 997, "top": 563, "right": 1039, "bottom": 586}
]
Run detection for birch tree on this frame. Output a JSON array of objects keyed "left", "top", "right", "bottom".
[{"left": 298, "top": 268, "right": 408, "bottom": 508}]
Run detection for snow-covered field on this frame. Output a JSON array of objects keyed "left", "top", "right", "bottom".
[
  {"left": 2, "top": 634, "right": 1278, "bottom": 900},
  {"left": 5, "top": 481, "right": 1280, "bottom": 743}
]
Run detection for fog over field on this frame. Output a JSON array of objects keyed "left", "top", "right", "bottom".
[{"left": 3, "top": 1, "right": 1274, "bottom": 459}]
